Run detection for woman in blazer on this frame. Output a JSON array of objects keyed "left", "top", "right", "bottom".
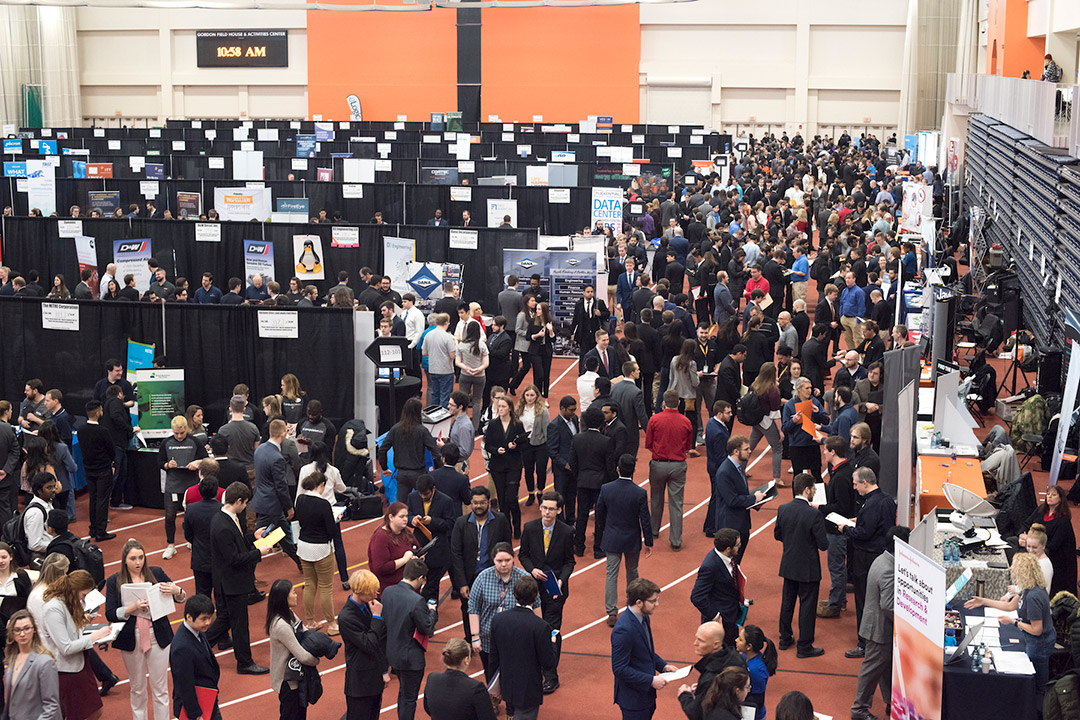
[
  {"left": 3, "top": 609, "right": 59, "bottom": 720},
  {"left": 423, "top": 638, "right": 496, "bottom": 720},
  {"left": 0, "top": 543, "right": 32, "bottom": 647},
  {"left": 508, "top": 295, "right": 540, "bottom": 393},
  {"left": 40, "top": 570, "right": 111, "bottom": 720},
  {"left": 516, "top": 385, "right": 550, "bottom": 508},
  {"left": 104, "top": 539, "right": 185, "bottom": 720},
  {"left": 338, "top": 569, "right": 389, "bottom": 720},
  {"left": 483, "top": 396, "right": 526, "bottom": 538}
]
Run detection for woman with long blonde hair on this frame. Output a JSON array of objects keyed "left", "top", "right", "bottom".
[
  {"left": 515, "top": 385, "right": 549, "bottom": 507},
  {"left": 3, "top": 609, "right": 58, "bottom": 720},
  {"left": 280, "top": 373, "right": 308, "bottom": 425},
  {"left": 40, "top": 570, "right": 110, "bottom": 720}
]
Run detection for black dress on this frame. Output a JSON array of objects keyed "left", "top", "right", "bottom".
[{"left": 1025, "top": 508, "right": 1077, "bottom": 597}]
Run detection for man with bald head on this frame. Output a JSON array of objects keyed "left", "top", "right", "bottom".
[
  {"left": 674, "top": 621, "right": 746, "bottom": 720},
  {"left": 777, "top": 311, "right": 798, "bottom": 356},
  {"left": 832, "top": 350, "right": 867, "bottom": 392}
]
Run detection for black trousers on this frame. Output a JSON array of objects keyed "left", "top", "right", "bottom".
[
  {"left": 640, "top": 372, "right": 655, "bottom": 417},
  {"left": 788, "top": 444, "right": 822, "bottom": 481},
  {"left": 205, "top": 590, "right": 253, "bottom": 666},
  {"left": 279, "top": 683, "right": 306, "bottom": 720},
  {"left": 395, "top": 469, "right": 423, "bottom": 504},
  {"left": 420, "top": 562, "right": 448, "bottom": 601},
  {"left": 85, "top": 470, "right": 113, "bottom": 537},
  {"left": 779, "top": 578, "right": 819, "bottom": 651},
  {"left": 255, "top": 511, "right": 301, "bottom": 568},
  {"left": 491, "top": 469, "right": 522, "bottom": 537},
  {"left": 0, "top": 476, "right": 17, "bottom": 529},
  {"left": 552, "top": 467, "right": 576, "bottom": 525},
  {"left": 395, "top": 668, "right": 424, "bottom": 720},
  {"left": 193, "top": 568, "right": 214, "bottom": 601},
  {"left": 852, "top": 548, "right": 876, "bottom": 648},
  {"left": 574, "top": 487, "right": 604, "bottom": 553},
  {"left": 540, "top": 590, "right": 566, "bottom": 682},
  {"left": 346, "top": 693, "right": 383, "bottom": 720}
]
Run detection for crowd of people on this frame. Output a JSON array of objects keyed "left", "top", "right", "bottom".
[{"left": 0, "top": 130, "right": 975, "bottom": 720}]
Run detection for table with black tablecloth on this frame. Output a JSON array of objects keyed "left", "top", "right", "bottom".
[
  {"left": 124, "top": 447, "right": 164, "bottom": 510},
  {"left": 941, "top": 608, "right": 1037, "bottom": 720}
]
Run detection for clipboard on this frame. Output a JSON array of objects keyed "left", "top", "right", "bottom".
[
  {"left": 415, "top": 537, "right": 438, "bottom": 557},
  {"left": 543, "top": 568, "right": 562, "bottom": 598},
  {"left": 748, "top": 480, "right": 777, "bottom": 509}
]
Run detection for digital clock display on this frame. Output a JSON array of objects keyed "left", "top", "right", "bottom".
[{"left": 196, "top": 30, "right": 288, "bottom": 68}]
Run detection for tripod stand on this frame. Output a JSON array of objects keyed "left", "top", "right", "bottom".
[{"left": 997, "top": 355, "right": 1032, "bottom": 397}]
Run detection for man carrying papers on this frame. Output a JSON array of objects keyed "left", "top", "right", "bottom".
[{"left": 171, "top": 594, "right": 221, "bottom": 720}]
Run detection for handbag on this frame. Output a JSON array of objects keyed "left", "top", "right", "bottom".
[{"left": 683, "top": 397, "right": 696, "bottom": 412}]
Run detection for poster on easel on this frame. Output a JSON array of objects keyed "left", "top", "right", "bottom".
[
  {"left": 503, "top": 249, "right": 598, "bottom": 356},
  {"left": 135, "top": 369, "right": 185, "bottom": 439},
  {"left": 74, "top": 236, "right": 98, "bottom": 299},
  {"left": 892, "top": 538, "right": 945, "bottom": 720},
  {"left": 383, "top": 236, "right": 416, "bottom": 297}
]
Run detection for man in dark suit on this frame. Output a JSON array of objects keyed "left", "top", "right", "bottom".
[
  {"left": 338, "top": 570, "right": 388, "bottom": 718},
  {"left": 171, "top": 595, "right": 222, "bottom": 720},
  {"left": 546, "top": 396, "right": 579, "bottom": 526},
  {"left": 689, "top": 529, "right": 742, "bottom": 646},
  {"left": 250, "top": 419, "right": 301, "bottom": 572},
  {"left": 762, "top": 250, "right": 787, "bottom": 317},
  {"left": 817, "top": 436, "right": 857, "bottom": 619},
  {"left": 715, "top": 345, "right": 745, "bottom": 426},
  {"left": 449, "top": 487, "right": 512, "bottom": 644},
  {"left": 611, "top": 577, "right": 677, "bottom": 720},
  {"left": 490, "top": 576, "right": 557, "bottom": 718},
  {"left": 204, "top": 481, "right": 271, "bottom": 674},
  {"left": 791, "top": 299, "right": 811, "bottom": 355},
  {"left": 636, "top": 310, "right": 661, "bottom": 414},
  {"left": 610, "top": 364, "right": 648, "bottom": 457},
  {"left": 616, "top": 258, "right": 638, "bottom": 325},
  {"left": 581, "top": 329, "right": 623, "bottom": 378},
  {"left": 774, "top": 472, "right": 829, "bottom": 658},
  {"left": 571, "top": 285, "right": 609, "bottom": 367},
  {"left": 486, "top": 316, "right": 514, "bottom": 397},
  {"left": 183, "top": 476, "right": 223, "bottom": 600},
  {"left": 631, "top": 275, "right": 656, "bottom": 322},
  {"left": 601, "top": 402, "right": 630, "bottom": 464},
  {"left": 383, "top": 558, "right": 438, "bottom": 720},
  {"left": 801, "top": 323, "right": 833, "bottom": 395},
  {"left": 702, "top": 401, "right": 732, "bottom": 537},
  {"left": 101, "top": 384, "right": 134, "bottom": 509},
  {"left": 714, "top": 435, "right": 768, "bottom": 563},
  {"left": 596, "top": 454, "right": 652, "bottom": 627},
  {"left": 406, "top": 474, "right": 459, "bottom": 601},
  {"left": 815, "top": 284, "right": 841, "bottom": 356},
  {"left": 570, "top": 410, "right": 614, "bottom": 560}
]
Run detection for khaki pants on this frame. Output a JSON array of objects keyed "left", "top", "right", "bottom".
[
  {"left": 791, "top": 281, "right": 808, "bottom": 303},
  {"left": 302, "top": 553, "right": 336, "bottom": 623},
  {"left": 840, "top": 316, "right": 860, "bottom": 351}
]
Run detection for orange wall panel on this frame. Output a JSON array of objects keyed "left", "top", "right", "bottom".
[
  {"left": 480, "top": 5, "right": 640, "bottom": 123},
  {"left": 984, "top": 0, "right": 1045, "bottom": 78},
  {"left": 307, "top": 7, "right": 459, "bottom": 121}
]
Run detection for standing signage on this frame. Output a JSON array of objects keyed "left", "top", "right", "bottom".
[
  {"left": 213, "top": 187, "right": 271, "bottom": 222},
  {"left": 126, "top": 340, "right": 155, "bottom": 385},
  {"left": 113, "top": 238, "right": 153, "bottom": 293},
  {"left": 296, "top": 135, "right": 316, "bottom": 157},
  {"left": 486, "top": 198, "right": 517, "bottom": 228},
  {"left": 244, "top": 240, "right": 275, "bottom": 284},
  {"left": 900, "top": 181, "right": 931, "bottom": 237},
  {"left": 383, "top": 236, "right": 416, "bottom": 297},
  {"left": 89, "top": 190, "right": 120, "bottom": 216},
  {"left": 177, "top": 191, "right": 202, "bottom": 218},
  {"left": 503, "top": 249, "right": 598, "bottom": 355},
  {"left": 292, "top": 235, "right": 325, "bottom": 280},
  {"left": 591, "top": 186, "right": 623, "bottom": 236},
  {"left": 74, "top": 235, "right": 98, "bottom": 298},
  {"left": 135, "top": 369, "right": 186, "bottom": 439},
  {"left": 892, "top": 538, "right": 945, "bottom": 720},
  {"left": 26, "top": 159, "right": 56, "bottom": 216}
]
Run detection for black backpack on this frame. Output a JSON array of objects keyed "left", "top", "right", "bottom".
[
  {"left": 1, "top": 504, "right": 45, "bottom": 568},
  {"left": 736, "top": 390, "right": 765, "bottom": 426},
  {"left": 71, "top": 538, "right": 105, "bottom": 589}
]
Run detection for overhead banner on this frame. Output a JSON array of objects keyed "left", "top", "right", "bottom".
[
  {"left": 486, "top": 198, "right": 517, "bottom": 228},
  {"left": 383, "top": 236, "right": 416, "bottom": 297},
  {"left": 74, "top": 235, "right": 98, "bottom": 299},
  {"left": 244, "top": 240, "right": 275, "bottom": 284},
  {"left": 135, "top": 368, "right": 185, "bottom": 439},
  {"left": 296, "top": 135, "right": 316, "bottom": 157},
  {"left": 113, "top": 238, "right": 152, "bottom": 294},
  {"left": 213, "top": 187, "right": 271, "bottom": 222},
  {"left": 900, "top": 181, "right": 931, "bottom": 236},
  {"left": 26, "top": 159, "right": 56, "bottom": 217},
  {"left": 292, "top": 234, "right": 325, "bottom": 280},
  {"left": 591, "top": 186, "right": 623, "bottom": 236},
  {"left": 503, "top": 248, "right": 598, "bottom": 356},
  {"left": 892, "top": 538, "right": 945, "bottom": 720}
]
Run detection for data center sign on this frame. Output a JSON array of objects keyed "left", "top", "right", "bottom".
[{"left": 196, "top": 30, "right": 288, "bottom": 68}]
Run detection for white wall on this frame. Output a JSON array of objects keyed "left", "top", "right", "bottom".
[
  {"left": 75, "top": 8, "right": 307, "bottom": 124},
  {"left": 640, "top": 0, "right": 909, "bottom": 138}
]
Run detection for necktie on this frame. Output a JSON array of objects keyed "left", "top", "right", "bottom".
[
  {"left": 602, "top": 352, "right": 609, "bottom": 375},
  {"left": 733, "top": 560, "right": 745, "bottom": 603},
  {"left": 643, "top": 615, "right": 655, "bottom": 654},
  {"left": 544, "top": 526, "right": 551, "bottom": 553},
  {"left": 199, "top": 631, "right": 211, "bottom": 657}
]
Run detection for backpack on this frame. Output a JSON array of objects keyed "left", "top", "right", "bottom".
[
  {"left": 71, "top": 538, "right": 105, "bottom": 589},
  {"left": 736, "top": 391, "right": 765, "bottom": 426},
  {"left": 1, "top": 504, "right": 45, "bottom": 568}
]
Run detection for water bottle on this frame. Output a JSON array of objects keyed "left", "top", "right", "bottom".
[
  {"left": 943, "top": 538, "right": 953, "bottom": 566},
  {"left": 971, "top": 645, "right": 981, "bottom": 673},
  {"left": 951, "top": 450, "right": 957, "bottom": 464}
]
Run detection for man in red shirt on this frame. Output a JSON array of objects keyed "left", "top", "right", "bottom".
[
  {"left": 644, "top": 390, "right": 694, "bottom": 551},
  {"left": 742, "top": 264, "right": 770, "bottom": 303}
]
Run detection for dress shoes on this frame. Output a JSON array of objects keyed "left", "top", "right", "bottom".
[
  {"left": 237, "top": 663, "right": 269, "bottom": 675},
  {"left": 845, "top": 646, "right": 866, "bottom": 659},
  {"left": 796, "top": 647, "right": 825, "bottom": 658}
]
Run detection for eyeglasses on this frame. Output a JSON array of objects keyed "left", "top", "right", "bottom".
[{"left": 12, "top": 627, "right": 33, "bottom": 635}]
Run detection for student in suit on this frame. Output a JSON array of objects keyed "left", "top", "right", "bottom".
[
  {"left": 39, "top": 570, "right": 110, "bottom": 720},
  {"left": 406, "top": 475, "right": 458, "bottom": 601},
  {"left": 423, "top": 638, "right": 497, "bottom": 720},
  {"left": 570, "top": 410, "right": 614, "bottom": 560},
  {"left": 489, "top": 577, "right": 557, "bottom": 720},
  {"left": 713, "top": 436, "right": 768, "bottom": 563},
  {"left": 800, "top": 324, "right": 833, "bottom": 396},
  {"left": 383, "top": 559, "right": 437, "bottom": 720},
  {"left": 518, "top": 491, "right": 576, "bottom": 693},
  {"left": 183, "top": 477, "right": 223, "bottom": 601},
  {"left": 581, "top": 330, "right": 624, "bottom": 378},
  {"left": 251, "top": 419, "right": 302, "bottom": 573},
  {"left": 204, "top": 482, "right": 271, "bottom": 674},
  {"left": 616, "top": 258, "right": 639, "bottom": 325},
  {"left": 570, "top": 285, "right": 610, "bottom": 371},
  {"left": 170, "top": 594, "right": 222, "bottom": 720},
  {"left": 610, "top": 578, "right": 677, "bottom": 720},
  {"left": 545, "top": 397, "right": 579, "bottom": 526},
  {"left": 596, "top": 455, "right": 653, "bottom": 627},
  {"left": 338, "top": 569, "right": 389, "bottom": 720},
  {"left": 774, "top": 473, "right": 829, "bottom": 658},
  {"left": 483, "top": 396, "right": 527, "bottom": 539},
  {"left": 703, "top": 401, "right": 732, "bottom": 537},
  {"left": 610, "top": 364, "right": 649, "bottom": 457},
  {"left": 689, "top": 529, "right": 743, "bottom": 646},
  {"left": 3, "top": 609, "right": 60, "bottom": 720},
  {"left": 486, "top": 317, "right": 515, "bottom": 399},
  {"left": 449, "top": 487, "right": 512, "bottom": 644}
]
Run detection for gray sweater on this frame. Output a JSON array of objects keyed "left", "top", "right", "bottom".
[{"left": 269, "top": 614, "right": 318, "bottom": 692}]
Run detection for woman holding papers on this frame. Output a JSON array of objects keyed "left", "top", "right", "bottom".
[
  {"left": 298, "top": 442, "right": 351, "bottom": 590},
  {"left": 104, "top": 539, "right": 185, "bottom": 720},
  {"left": 368, "top": 502, "right": 419, "bottom": 594},
  {"left": 781, "top": 378, "right": 829, "bottom": 481},
  {"left": 40, "top": 570, "right": 111, "bottom": 720},
  {"left": 294, "top": 471, "right": 340, "bottom": 634},
  {"left": 3, "top": 609, "right": 59, "bottom": 720},
  {"left": 965, "top": 552, "right": 1055, "bottom": 716},
  {"left": 265, "top": 579, "right": 319, "bottom": 720}
]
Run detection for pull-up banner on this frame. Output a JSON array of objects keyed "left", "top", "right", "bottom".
[{"left": 503, "top": 248, "right": 598, "bottom": 356}]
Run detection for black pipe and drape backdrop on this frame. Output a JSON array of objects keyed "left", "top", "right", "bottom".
[
  {"left": 0, "top": 297, "right": 355, "bottom": 432},
  {"left": 0, "top": 216, "right": 538, "bottom": 316}
]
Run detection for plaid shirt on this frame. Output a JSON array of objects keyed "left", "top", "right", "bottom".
[{"left": 467, "top": 566, "right": 538, "bottom": 651}]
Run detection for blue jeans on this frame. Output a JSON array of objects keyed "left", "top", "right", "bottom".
[
  {"left": 827, "top": 533, "right": 848, "bottom": 609},
  {"left": 428, "top": 373, "right": 453, "bottom": 408},
  {"left": 1026, "top": 635, "right": 1054, "bottom": 714}
]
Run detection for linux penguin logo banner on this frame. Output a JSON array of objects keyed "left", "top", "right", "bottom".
[{"left": 293, "top": 235, "right": 325, "bottom": 280}]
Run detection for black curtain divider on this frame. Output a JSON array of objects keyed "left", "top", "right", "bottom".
[
  {"left": 0, "top": 297, "right": 354, "bottom": 432},
  {"left": 0, "top": 217, "right": 537, "bottom": 316}
]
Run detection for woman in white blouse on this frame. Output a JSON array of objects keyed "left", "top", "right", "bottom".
[{"left": 1024, "top": 523, "right": 1055, "bottom": 591}]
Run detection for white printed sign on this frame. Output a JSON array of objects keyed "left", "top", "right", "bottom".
[
  {"left": 195, "top": 223, "right": 221, "bottom": 243},
  {"left": 258, "top": 311, "right": 299, "bottom": 339},
  {"left": 449, "top": 229, "right": 478, "bottom": 250},
  {"left": 41, "top": 302, "right": 79, "bottom": 332}
]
